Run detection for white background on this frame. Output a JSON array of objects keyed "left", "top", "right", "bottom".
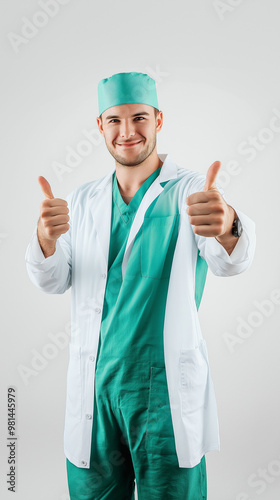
[{"left": 1, "top": 0, "right": 280, "bottom": 499}]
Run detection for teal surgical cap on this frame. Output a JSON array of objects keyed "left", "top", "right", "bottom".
[{"left": 98, "top": 72, "right": 159, "bottom": 117}]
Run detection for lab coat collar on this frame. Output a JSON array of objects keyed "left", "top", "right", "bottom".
[
  {"left": 87, "top": 153, "right": 178, "bottom": 277},
  {"left": 158, "top": 153, "right": 179, "bottom": 183},
  {"left": 90, "top": 153, "right": 178, "bottom": 195}
]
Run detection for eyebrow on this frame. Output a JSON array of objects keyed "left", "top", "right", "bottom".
[{"left": 105, "top": 111, "right": 150, "bottom": 121}]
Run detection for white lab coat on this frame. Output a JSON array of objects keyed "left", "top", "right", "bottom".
[{"left": 25, "top": 153, "right": 256, "bottom": 469}]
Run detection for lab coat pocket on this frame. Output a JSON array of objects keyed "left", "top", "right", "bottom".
[
  {"left": 144, "top": 366, "right": 176, "bottom": 456},
  {"left": 141, "top": 214, "right": 179, "bottom": 279},
  {"left": 65, "top": 343, "right": 82, "bottom": 421},
  {"left": 179, "top": 339, "right": 208, "bottom": 418}
]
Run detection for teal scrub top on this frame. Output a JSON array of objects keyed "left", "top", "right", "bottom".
[{"left": 95, "top": 165, "right": 208, "bottom": 372}]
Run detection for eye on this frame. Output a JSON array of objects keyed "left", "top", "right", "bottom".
[{"left": 109, "top": 117, "right": 145, "bottom": 123}]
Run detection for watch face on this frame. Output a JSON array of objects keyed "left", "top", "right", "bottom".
[
  {"left": 232, "top": 218, "right": 242, "bottom": 237},
  {"left": 237, "top": 219, "right": 243, "bottom": 236}
]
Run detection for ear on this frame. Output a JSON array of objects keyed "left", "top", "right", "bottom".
[
  {"left": 96, "top": 116, "right": 104, "bottom": 136},
  {"left": 156, "top": 110, "right": 163, "bottom": 133}
]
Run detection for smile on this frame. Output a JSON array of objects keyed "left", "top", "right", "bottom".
[{"left": 117, "top": 141, "right": 142, "bottom": 148}]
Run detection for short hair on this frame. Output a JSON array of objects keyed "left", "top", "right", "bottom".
[{"left": 100, "top": 106, "right": 159, "bottom": 122}]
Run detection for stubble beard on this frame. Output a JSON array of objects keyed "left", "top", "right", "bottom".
[{"left": 105, "top": 134, "right": 157, "bottom": 167}]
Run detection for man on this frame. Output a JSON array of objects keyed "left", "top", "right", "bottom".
[{"left": 25, "top": 71, "right": 256, "bottom": 499}]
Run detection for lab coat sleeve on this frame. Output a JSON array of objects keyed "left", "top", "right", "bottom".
[
  {"left": 183, "top": 173, "right": 256, "bottom": 277},
  {"left": 25, "top": 190, "right": 73, "bottom": 294}
]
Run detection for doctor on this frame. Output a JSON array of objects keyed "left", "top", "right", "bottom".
[{"left": 25, "top": 72, "right": 256, "bottom": 500}]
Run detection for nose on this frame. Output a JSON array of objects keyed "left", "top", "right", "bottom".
[{"left": 119, "top": 120, "right": 136, "bottom": 139}]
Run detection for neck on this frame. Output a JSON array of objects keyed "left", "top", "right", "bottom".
[{"left": 115, "top": 151, "right": 163, "bottom": 198}]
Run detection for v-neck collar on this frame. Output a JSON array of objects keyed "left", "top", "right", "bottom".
[{"left": 112, "top": 166, "right": 162, "bottom": 216}]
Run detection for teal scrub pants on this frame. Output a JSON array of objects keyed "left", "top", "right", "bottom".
[{"left": 66, "top": 360, "right": 207, "bottom": 500}]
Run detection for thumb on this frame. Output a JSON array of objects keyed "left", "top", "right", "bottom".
[
  {"left": 38, "top": 176, "right": 54, "bottom": 199},
  {"left": 203, "top": 161, "right": 221, "bottom": 192}
]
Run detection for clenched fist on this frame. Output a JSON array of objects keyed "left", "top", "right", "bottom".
[
  {"left": 37, "top": 176, "right": 70, "bottom": 257},
  {"left": 186, "top": 161, "right": 235, "bottom": 238}
]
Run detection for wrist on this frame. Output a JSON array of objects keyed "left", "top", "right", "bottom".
[
  {"left": 226, "top": 205, "right": 237, "bottom": 234},
  {"left": 214, "top": 206, "right": 239, "bottom": 254},
  {"left": 219, "top": 205, "right": 237, "bottom": 239},
  {"left": 37, "top": 222, "right": 56, "bottom": 257}
]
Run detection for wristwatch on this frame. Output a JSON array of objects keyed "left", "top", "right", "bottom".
[{"left": 232, "top": 216, "right": 243, "bottom": 237}]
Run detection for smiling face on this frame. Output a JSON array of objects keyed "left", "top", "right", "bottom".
[{"left": 96, "top": 103, "right": 163, "bottom": 167}]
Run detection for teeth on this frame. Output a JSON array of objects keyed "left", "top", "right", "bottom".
[{"left": 118, "top": 141, "right": 140, "bottom": 146}]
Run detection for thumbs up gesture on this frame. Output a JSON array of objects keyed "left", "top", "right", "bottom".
[
  {"left": 37, "top": 176, "right": 70, "bottom": 249},
  {"left": 185, "top": 161, "right": 235, "bottom": 238}
]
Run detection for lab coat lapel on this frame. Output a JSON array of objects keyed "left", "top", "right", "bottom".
[
  {"left": 121, "top": 179, "right": 163, "bottom": 279},
  {"left": 87, "top": 168, "right": 115, "bottom": 270},
  {"left": 122, "top": 153, "right": 178, "bottom": 279}
]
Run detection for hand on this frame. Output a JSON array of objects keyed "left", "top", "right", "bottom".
[
  {"left": 37, "top": 176, "right": 70, "bottom": 243},
  {"left": 185, "top": 161, "right": 235, "bottom": 238}
]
